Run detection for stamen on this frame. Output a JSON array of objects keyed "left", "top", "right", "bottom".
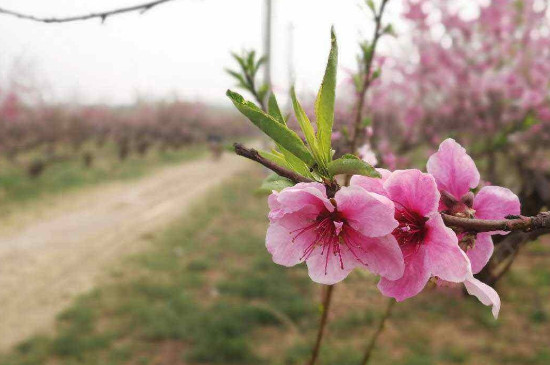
[
  {"left": 393, "top": 207, "right": 428, "bottom": 248},
  {"left": 290, "top": 211, "right": 350, "bottom": 275}
]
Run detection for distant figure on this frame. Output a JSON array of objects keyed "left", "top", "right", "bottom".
[
  {"left": 83, "top": 152, "right": 94, "bottom": 168},
  {"left": 28, "top": 159, "right": 46, "bottom": 179},
  {"left": 207, "top": 134, "right": 223, "bottom": 161}
]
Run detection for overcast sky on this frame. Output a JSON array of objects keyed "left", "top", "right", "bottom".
[{"left": 0, "top": 0, "right": 407, "bottom": 105}]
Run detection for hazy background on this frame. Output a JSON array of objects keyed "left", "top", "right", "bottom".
[
  {"left": 0, "top": 0, "right": 408, "bottom": 105},
  {"left": 1, "top": 1, "right": 548, "bottom": 364}
]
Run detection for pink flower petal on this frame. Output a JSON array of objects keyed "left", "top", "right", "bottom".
[
  {"left": 266, "top": 218, "right": 312, "bottom": 267},
  {"left": 467, "top": 233, "right": 493, "bottom": 274},
  {"left": 474, "top": 186, "right": 521, "bottom": 234},
  {"left": 267, "top": 192, "right": 285, "bottom": 220},
  {"left": 383, "top": 169, "right": 440, "bottom": 217},
  {"left": 344, "top": 228, "right": 405, "bottom": 280},
  {"left": 350, "top": 168, "right": 392, "bottom": 197},
  {"left": 335, "top": 186, "right": 398, "bottom": 238},
  {"left": 464, "top": 275, "right": 501, "bottom": 319},
  {"left": 305, "top": 245, "right": 355, "bottom": 285},
  {"left": 276, "top": 182, "right": 334, "bottom": 215},
  {"left": 427, "top": 138, "right": 480, "bottom": 200},
  {"left": 424, "top": 214, "right": 470, "bottom": 282},
  {"left": 378, "top": 245, "right": 430, "bottom": 301}
]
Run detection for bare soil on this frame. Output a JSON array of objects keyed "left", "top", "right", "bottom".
[{"left": 0, "top": 153, "right": 252, "bottom": 350}]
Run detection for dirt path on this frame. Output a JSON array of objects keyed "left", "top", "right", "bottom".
[{"left": 0, "top": 152, "right": 253, "bottom": 351}]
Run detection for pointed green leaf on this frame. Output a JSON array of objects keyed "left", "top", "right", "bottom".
[
  {"left": 257, "top": 174, "right": 295, "bottom": 194},
  {"left": 247, "top": 50, "right": 256, "bottom": 69},
  {"left": 328, "top": 155, "right": 381, "bottom": 178},
  {"left": 257, "top": 83, "right": 269, "bottom": 105},
  {"left": 279, "top": 145, "right": 314, "bottom": 178},
  {"left": 227, "top": 90, "right": 314, "bottom": 166},
  {"left": 366, "top": 0, "right": 376, "bottom": 13},
  {"left": 315, "top": 27, "right": 338, "bottom": 162},
  {"left": 268, "top": 93, "right": 285, "bottom": 125},
  {"left": 383, "top": 24, "right": 396, "bottom": 37},
  {"left": 225, "top": 69, "right": 247, "bottom": 86},
  {"left": 231, "top": 52, "right": 247, "bottom": 71},
  {"left": 290, "top": 87, "right": 317, "bottom": 151},
  {"left": 259, "top": 150, "right": 291, "bottom": 169},
  {"left": 267, "top": 94, "right": 314, "bottom": 178}
]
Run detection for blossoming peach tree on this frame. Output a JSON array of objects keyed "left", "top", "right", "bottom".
[{"left": 226, "top": 6, "right": 550, "bottom": 365}]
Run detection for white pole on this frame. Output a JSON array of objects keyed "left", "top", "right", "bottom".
[{"left": 263, "top": 0, "right": 272, "bottom": 88}]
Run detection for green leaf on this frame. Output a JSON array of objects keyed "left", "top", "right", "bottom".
[
  {"left": 231, "top": 52, "right": 247, "bottom": 71},
  {"left": 227, "top": 90, "right": 315, "bottom": 166},
  {"left": 268, "top": 93, "right": 285, "bottom": 125},
  {"left": 278, "top": 145, "right": 314, "bottom": 178},
  {"left": 328, "top": 155, "right": 381, "bottom": 178},
  {"left": 290, "top": 87, "right": 321, "bottom": 165},
  {"left": 522, "top": 113, "right": 539, "bottom": 129},
  {"left": 255, "top": 56, "right": 266, "bottom": 74},
  {"left": 247, "top": 50, "right": 256, "bottom": 70},
  {"left": 361, "top": 117, "right": 372, "bottom": 128},
  {"left": 366, "top": 0, "right": 376, "bottom": 14},
  {"left": 259, "top": 150, "right": 291, "bottom": 169},
  {"left": 267, "top": 93, "right": 314, "bottom": 178},
  {"left": 262, "top": 146, "right": 313, "bottom": 179},
  {"left": 383, "top": 23, "right": 396, "bottom": 37},
  {"left": 257, "top": 174, "right": 295, "bottom": 194},
  {"left": 315, "top": 27, "right": 338, "bottom": 163},
  {"left": 257, "top": 83, "right": 269, "bottom": 105},
  {"left": 225, "top": 69, "right": 247, "bottom": 87}
]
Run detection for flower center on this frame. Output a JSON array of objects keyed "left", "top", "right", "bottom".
[
  {"left": 392, "top": 208, "right": 428, "bottom": 248},
  {"left": 290, "top": 211, "right": 371, "bottom": 275}
]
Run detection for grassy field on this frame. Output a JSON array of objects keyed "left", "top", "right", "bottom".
[
  {"left": 0, "top": 143, "right": 205, "bottom": 212},
  {"left": 1, "top": 169, "right": 548, "bottom": 365}
]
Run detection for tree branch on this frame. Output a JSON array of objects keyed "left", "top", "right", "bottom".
[
  {"left": 0, "top": 0, "right": 177, "bottom": 24},
  {"left": 308, "top": 285, "right": 335, "bottom": 365},
  {"left": 233, "top": 143, "right": 313, "bottom": 184},
  {"left": 349, "top": 0, "right": 390, "bottom": 155},
  {"left": 442, "top": 212, "right": 550, "bottom": 234}
]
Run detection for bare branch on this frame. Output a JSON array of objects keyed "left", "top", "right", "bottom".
[
  {"left": 349, "top": 0, "right": 390, "bottom": 155},
  {"left": 233, "top": 143, "right": 314, "bottom": 184},
  {"left": 442, "top": 212, "right": 550, "bottom": 234},
  {"left": 0, "top": 0, "right": 177, "bottom": 24}
]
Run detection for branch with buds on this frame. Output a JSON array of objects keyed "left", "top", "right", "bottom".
[
  {"left": 236, "top": 143, "right": 550, "bottom": 236},
  {"left": 0, "top": 0, "right": 176, "bottom": 24}
]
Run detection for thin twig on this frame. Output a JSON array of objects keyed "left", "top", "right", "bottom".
[
  {"left": 349, "top": 0, "right": 390, "bottom": 155},
  {"left": 360, "top": 298, "right": 395, "bottom": 365},
  {"left": 233, "top": 143, "right": 313, "bottom": 184},
  {"left": 441, "top": 212, "right": 550, "bottom": 234},
  {"left": 308, "top": 285, "right": 335, "bottom": 365},
  {"left": 0, "top": 0, "right": 177, "bottom": 24}
]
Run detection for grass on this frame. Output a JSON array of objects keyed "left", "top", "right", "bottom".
[
  {"left": 0, "top": 142, "right": 205, "bottom": 212},
  {"left": 1, "top": 169, "right": 549, "bottom": 364}
]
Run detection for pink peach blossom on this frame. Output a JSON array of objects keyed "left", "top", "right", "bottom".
[
  {"left": 353, "top": 169, "right": 471, "bottom": 301},
  {"left": 427, "top": 138, "right": 520, "bottom": 317},
  {"left": 427, "top": 138, "right": 521, "bottom": 273},
  {"left": 266, "top": 183, "right": 404, "bottom": 285}
]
